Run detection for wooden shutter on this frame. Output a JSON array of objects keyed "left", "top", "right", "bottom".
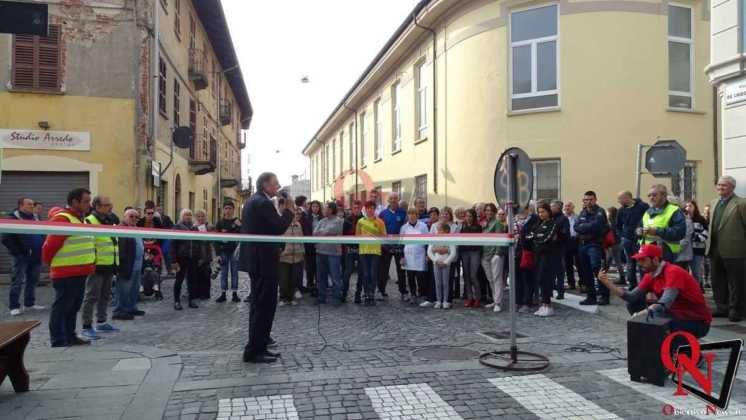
[{"left": 12, "top": 24, "right": 61, "bottom": 91}]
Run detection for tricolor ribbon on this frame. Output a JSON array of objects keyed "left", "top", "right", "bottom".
[{"left": 0, "top": 219, "right": 514, "bottom": 247}]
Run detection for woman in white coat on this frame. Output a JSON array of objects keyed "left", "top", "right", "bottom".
[{"left": 400, "top": 207, "right": 430, "bottom": 305}]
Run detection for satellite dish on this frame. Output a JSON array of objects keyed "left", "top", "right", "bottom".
[{"left": 172, "top": 126, "right": 194, "bottom": 149}]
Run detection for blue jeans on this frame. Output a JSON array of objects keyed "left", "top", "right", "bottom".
[
  {"left": 115, "top": 271, "right": 141, "bottom": 315},
  {"left": 343, "top": 252, "right": 358, "bottom": 299},
  {"left": 130, "top": 266, "right": 142, "bottom": 311},
  {"left": 219, "top": 250, "right": 239, "bottom": 291},
  {"left": 316, "top": 254, "right": 343, "bottom": 303},
  {"left": 9, "top": 255, "right": 41, "bottom": 309},
  {"left": 621, "top": 238, "right": 640, "bottom": 288},
  {"left": 359, "top": 255, "right": 379, "bottom": 298},
  {"left": 691, "top": 254, "right": 705, "bottom": 286},
  {"left": 49, "top": 276, "right": 86, "bottom": 347},
  {"left": 579, "top": 243, "right": 607, "bottom": 298}
]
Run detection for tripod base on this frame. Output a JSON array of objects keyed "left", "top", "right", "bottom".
[{"left": 479, "top": 349, "right": 550, "bottom": 372}]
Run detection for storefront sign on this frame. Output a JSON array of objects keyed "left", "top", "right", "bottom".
[
  {"left": 0, "top": 129, "right": 90, "bottom": 151},
  {"left": 725, "top": 77, "right": 746, "bottom": 106}
]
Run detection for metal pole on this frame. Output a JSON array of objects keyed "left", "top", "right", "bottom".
[
  {"left": 506, "top": 154, "right": 518, "bottom": 363},
  {"left": 635, "top": 144, "right": 643, "bottom": 198}
]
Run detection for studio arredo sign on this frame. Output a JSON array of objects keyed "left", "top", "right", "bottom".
[{"left": 0, "top": 129, "right": 91, "bottom": 151}]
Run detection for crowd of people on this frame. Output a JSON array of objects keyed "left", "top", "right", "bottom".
[{"left": 1, "top": 174, "right": 744, "bottom": 354}]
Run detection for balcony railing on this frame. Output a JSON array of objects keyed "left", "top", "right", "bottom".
[
  {"left": 189, "top": 137, "right": 217, "bottom": 175},
  {"left": 219, "top": 100, "right": 232, "bottom": 126},
  {"left": 188, "top": 48, "right": 208, "bottom": 90}
]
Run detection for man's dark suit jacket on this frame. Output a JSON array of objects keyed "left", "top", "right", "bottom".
[{"left": 239, "top": 192, "right": 293, "bottom": 274}]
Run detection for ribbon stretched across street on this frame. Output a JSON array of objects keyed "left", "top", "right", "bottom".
[{"left": 0, "top": 219, "right": 514, "bottom": 247}]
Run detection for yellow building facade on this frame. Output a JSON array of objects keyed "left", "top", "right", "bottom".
[
  {"left": 304, "top": 0, "right": 715, "bottom": 210},
  {"left": 0, "top": 0, "right": 250, "bottom": 224}
]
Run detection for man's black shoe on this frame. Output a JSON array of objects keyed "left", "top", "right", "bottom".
[
  {"left": 713, "top": 310, "right": 729, "bottom": 318},
  {"left": 131, "top": 310, "right": 146, "bottom": 316},
  {"left": 188, "top": 300, "right": 199, "bottom": 308},
  {"left": 244, "top": 353, "right": 277, "bottom": 364},
  {"left": 264, "top": 350, "right": 281, "bottom": 358},
  {"left": 579, "top": 298, "right": 597, "bottom": 306},
  {"left": 112, "top": 312, "right": 134, "bottom": 320},
  {"left": 556, "top": 292, "right": 564, "bottom": 300},
  {"left": 216, "top": 292, "right": 227, "bottom": 303},
  {"left": 232, "top": 292, "right": 241, "bottom": 303},
  {"left": 70, "top": 336, "right": 91, "bottom": 346},
  {"left": 174, "top": 302, "right": 183, "bottom": 310},
  {"left": 598, "top": 297, "right": 610, "bottom": 306},
  {"left": 354, "top": 295, "right": 362, "bottom": 304},
  {"left": 729, "top": 311, "right": 742, "bottom": 322}
]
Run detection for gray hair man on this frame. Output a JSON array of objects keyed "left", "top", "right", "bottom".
[
  {"left": 706, "top": 176, "right": 746, "bottom": 322},
  {"left": 638, "top": 184, "right": 687, "bottom": 264}
]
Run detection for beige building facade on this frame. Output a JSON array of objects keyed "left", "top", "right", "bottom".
[
  {"left": 304, "top": 0, "right": 716, "bottom": 210},
  {"left": 707, "top": 0, "right": 746, "bottom": 195}
]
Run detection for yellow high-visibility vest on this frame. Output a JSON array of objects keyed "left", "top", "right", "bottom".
[
  {"left": 640, "top": 203, "right": 682, "bottom": 254},
  {"left": 85, "top": 214, "right": 118, "bottom": 266},
  {"left": 50, "top": 212, "right": 96, "bottom": 268}
]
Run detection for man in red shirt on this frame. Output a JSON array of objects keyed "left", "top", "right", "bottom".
[{"left": 599, "top": 244, "right": 711, "bottom": 340}]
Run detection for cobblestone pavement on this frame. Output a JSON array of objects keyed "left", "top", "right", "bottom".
[{"left": 2, "top": 272, "right": 746, "bottom": 419}]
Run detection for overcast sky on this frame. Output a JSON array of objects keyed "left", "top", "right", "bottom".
[{"left": 223, "top": 0, "right": 420, "bottom": 187}]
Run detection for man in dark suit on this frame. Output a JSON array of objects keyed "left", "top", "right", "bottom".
[{"left": 239, "top": 172, "right": 294, "bottom": 363}]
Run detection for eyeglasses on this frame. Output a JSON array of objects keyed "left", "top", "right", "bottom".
[{"left": 146, "top": 212, "right": 154, "bottom": 215}]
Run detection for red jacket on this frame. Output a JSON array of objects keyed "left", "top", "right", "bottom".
[{"left": 42, "top": 207, "right": 95, "bottom": 280}]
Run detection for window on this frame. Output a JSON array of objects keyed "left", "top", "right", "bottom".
[
  {"left": 374, "top": 99, "right": 382, "bottom": 161},
  {"left": 189, "top": 99, "right": 196, "bottom": 159},
  {"left": 189, "top": 15, "right": 196, "bottom": 50},
  {"left": 415, "top": 175, "right": 427, "bottom": 206},
  {"left": 174, "top": 0, "right": 181, "bottom": 38},
  {"left": 339, "top": 132, "right": 344, "bottom": 175},
  {"left": 672, "top": 161, "right": 697, "bottom": 201},
  {"left": 188, "top": 191, "right": 195, "bottom": 211},
  {"left": 349, "top": 123, "right": 354, "bottom": 170},
  {"left": 415, "top": 61, "right": 428, "bottom": 140},
  {"left": 360, "top": 112, "right": 367, "bottom": 166},
  {"left": 510, "top": 4, "right": 559, "bottom": 111},
  {"left": 391, "top": 82, "right": 402, "bottom": 152},
  {"left": 360, "top": 190, "right": 367, "bottom": 203},
  {"left": 668, "top": 5, "right": 693, "bottom": 110},
  {"left": 159, "top": 57, "right": 167, "bottom": 115},
  {"left": 532, "top": 160, "right": 561, "bottom": 201},
  {"left": 12, "top": 24, "right": 62, "bottom": 91},
  {"left": 203, "top": 189, "right": 208, "bottom": 214},
  {"left": 212, "top": 61, "right": 218, "bottom": 98},
  {"left": 332, "top": 138, "right": 336, "bottom": 179},
  {"left": 173, "top": 81, "right": 181, "bottom": 125},
  {"left": 325, "top": 144, "right": 330, "bottom": 184},
  {"left": 202, "top": 115, "right": 208, "bottom": 160},
  {"left": 392, "top": 181, "right": 402, "bottom": 198}
]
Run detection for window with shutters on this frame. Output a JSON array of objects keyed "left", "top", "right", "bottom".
[
  {"left": 173, "top": 82, "right": 180, "bottom": 126},
  {"left": 174, "top": 0, "right": 181, "bottom": 39},
  {"left": 348, "top": 123, "right": 354, "bottom": 170},
  {"left": 339, "top": 131, "right": 344, "bottom": 176},
  {"left": 415, "top": 175, "right": 427, "bottom": 206},
  {"left": 189, "top": 15, "right": 196, "bottom": 50},
  {"left": 159, "top": 57, "right": 167, "bottom": 116},
  {"left": 12, "top": 24, "right": 62, "bottom": 92},
  {"left": 531, "top": 159, "right": 561, "bottom": 201},
  {"left": 189, "top": 99, "right": 196, "bottom": 159}
]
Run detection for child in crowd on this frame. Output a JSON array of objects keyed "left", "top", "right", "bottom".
[{"left": 427, "top": 223, "right": 457, "bottom": 309}]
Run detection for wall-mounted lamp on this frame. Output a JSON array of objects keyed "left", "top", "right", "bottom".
[{"left": 38, "top": 121, "right": 50, "bottom": 130}]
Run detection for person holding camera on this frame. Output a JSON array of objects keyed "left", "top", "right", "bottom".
[{"left": 239, "top": 173, "right": 294, "bottom": 364}]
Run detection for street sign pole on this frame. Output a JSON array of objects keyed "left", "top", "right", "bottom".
[{"left": 506, "top": 152, "right": 518, "bottom": 362}]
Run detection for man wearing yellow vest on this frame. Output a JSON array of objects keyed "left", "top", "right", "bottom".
[
  {"left": 637, "top": 184, "right": 687, "bottom": 264},
  {"left": 80, "top": 196, "right": 120, "bottom": 340},
  {"left": 42, "top": 188, "right": 96, "bottom": 347}
]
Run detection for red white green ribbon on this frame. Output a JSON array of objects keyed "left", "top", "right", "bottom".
[{"left": 0, "top": 219, "right": 514, "bottom": 247}]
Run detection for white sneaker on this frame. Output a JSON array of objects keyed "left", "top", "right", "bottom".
[
  {"left": 26, "top": 305, "right": 45, "bottom": 310},
  {"left": 419, "top": 301, "right": 433, "bottom": 307},
  {"left": 433, "top": 302, "right": 442, "bottom": 309},
  {"left": 485, "top": 302, "right": 495, "bottom": 308},
  {"left": 493, "top": 305, "right": 502, "bottom": 313},
  {"left": 290, "top": 300, "right": 298, "bottom": 306},
  {"left": 534, "top": 307, "right": 545, "bottom": 316},
  {"left": 10, "top": 308, "right": 22, "bottom": 316},
  {"left": 278, "top": 301, "right": 287, "bottom": 306},
  {"left": 443, "top": 302, "right": 451, "bottom": 309},
  {"left": 294, "top": 291, "right": 302, "bottom": 299},
  {"left": 537, "top": 306, "right": 554, "bottom": 317}
]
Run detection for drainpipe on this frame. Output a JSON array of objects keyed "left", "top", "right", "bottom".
[
  {"left": 413, "top": 11, "right": 438, "bottom": 195},
  {"left": 712, "top": 86, "right": 719, "bottom": 183},
  {"left": 150, "top": 0, "right": 160, "bottom": 203}
]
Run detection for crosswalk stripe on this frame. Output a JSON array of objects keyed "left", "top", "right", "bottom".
[
  {"left": 365, "top": 383, "right": 463, "bottom": 419},
  {"left": 599, "top": 367, "right": 746, "bottom": 418},
  {"left": 489, "top": 374, "right": 620, "bottom": 419},
  {"left": 217, "top": 395, "right": 299, "bottom": 420}
]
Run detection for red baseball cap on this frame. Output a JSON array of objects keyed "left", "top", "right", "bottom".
[{"left": 631, "top": 244, "right": 663, "bottom": 260}]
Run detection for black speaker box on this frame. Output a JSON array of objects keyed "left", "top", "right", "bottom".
[{"left": 627, "top": 313, "right": 671, "bottom": 387}]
